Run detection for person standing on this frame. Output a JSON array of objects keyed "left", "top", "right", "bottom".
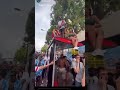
[{"left": 72, "top": 54, "right": 85, "bottom": 87}]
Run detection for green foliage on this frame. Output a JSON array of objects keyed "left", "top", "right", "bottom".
[
  {"left": 14, "top": 7, "right": 35, "bottom": 65},
  {"left": 46, "top": 0, "right": 85, "bottom": 43},
  {"left": 52, "top": 0, "right": 85, "bottom": 27},
  {"left": 86, "top": 0, "right": 120, "bottom": 19},
  {"left": 14, "top": 47, "right": 27, "bottom": 64},
  {"left": 41, "top": 44, "right": 48, "bottom": 53}
]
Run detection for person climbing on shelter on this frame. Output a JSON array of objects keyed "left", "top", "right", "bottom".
[
  {"left": 58, "top": 16, "right": 67, "bottom": 37},
  {"left": 85, "top": 5, "right": 104, "bottom": 56},
  {"left": 52, "top": 28, "right": 60, "bottom": 38},
  {"left": 68, "top": 29, "right": 79, "bottom": 50}
]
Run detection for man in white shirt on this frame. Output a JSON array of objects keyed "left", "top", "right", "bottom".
[
  {"left": 58, "top": 16, "right": 66, "bottom": 37},
  {"left": 72, "top": 54, "right": 84, "bottom": 87}
]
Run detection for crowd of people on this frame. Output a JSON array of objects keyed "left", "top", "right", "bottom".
[
  {"left": 34, "top": 10, "right": 86, "bottom": 87},
  {"left": 86, "top": 63, "right": 120, "bottom": 90},
  {"left": 35, "top": 52, "right": 85, "bottom": 87},
  {"left": 0, "top": 60, "right": 34, "bottom": 90}
]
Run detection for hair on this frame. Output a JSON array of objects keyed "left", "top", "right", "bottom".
[
  {"left": 116, "top": 62, "right": 120, "bottom": 69},
  {"left": 75, "top": 54, "right": 80, "bottom": 58},
  {"left": 88, "top": 68, "right": 97, "bottom": 77},
  {"left": 97, "top": 67, "right": 107, "bottom": 78},
  {"left": 85, "top": 5, "right": 93, "bottom": 16},
  {"left": 57, "top": 57, "right": 70, "bottom": 72},
  {"left": 0, "top": 70, "right": 7, "bottom": 78}
]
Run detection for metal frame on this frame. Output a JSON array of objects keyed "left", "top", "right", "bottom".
[
  {"left": 52, "top": 42, "right": 56, "bottom": 86},
  {"left": 46, "top": 37, "right": 56, "bottom": 87}
]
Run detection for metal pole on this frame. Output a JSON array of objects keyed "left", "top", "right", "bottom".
[
  {"left": 52, "top": 43, "right": 56, "bottom": 86},
  {"left": 47, "top": 37, "right": 54, "bottom": 51}
]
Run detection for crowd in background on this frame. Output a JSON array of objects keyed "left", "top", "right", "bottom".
[
  {"left": 86, "top": 62, "right": 120, "bottom": 90},
  {"left": 0, "top": 60, "right": 34, "bottom": 90},
  {"left": 35, "top": 52, "right": 85, "bottom": 87}
]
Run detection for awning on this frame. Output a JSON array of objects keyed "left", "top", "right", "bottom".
[
  {"left": 101, "top": 11, "right": 120, "bottom": 38},
  {"left": 54, "top": 37, "right": 84, "bottom": 46}
]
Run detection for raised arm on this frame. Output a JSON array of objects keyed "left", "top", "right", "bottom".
[
  {"left": 38, "top": 61, "right": 54, "bottom": 70},
  {"left": 72, "top": 60, "right": 80, "bottom": 73}
]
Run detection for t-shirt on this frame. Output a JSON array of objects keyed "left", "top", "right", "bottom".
[
  {"left": 72, "top": 61, "right": 84, "bottom": 83},
  {"left": 35, "top": 58, "right": 45, "bottom": 76},
  {"left": 14, "top": 80, "right": 22, "bottom": 90},
  {"left": 58, "top": 20, "right": 66, "bottom": 29},
  {"left": 1, "top": 79, "right": 8, "bottom": 90},
  {"left": 44, "top": 56, "right": 50, "bottom": 65}
]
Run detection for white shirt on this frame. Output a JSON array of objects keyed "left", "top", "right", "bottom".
[
  {"left": 58, "top": 20, "right": 66, "bottom": 29},
  {"left": 72, "top": 61, "right": 84, "bottom": 83}
]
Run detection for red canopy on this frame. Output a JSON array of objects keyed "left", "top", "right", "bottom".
[
  {"left": 54, "top": 37, "right": 84, "bottom": 46},
  {"left": 85, "top": 32, "right": 118, "bottom": 47},
  {"left": 54, "top": 36, "right": 117, "bottom": 47}
]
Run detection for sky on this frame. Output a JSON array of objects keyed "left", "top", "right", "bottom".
[
  {"left": 35, "top": 0, "right": 55, "bottom": 52},
  {"left": 0, "top": 0, "right": 34, "bottom": 58}
]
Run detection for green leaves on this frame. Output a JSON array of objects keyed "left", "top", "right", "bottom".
[
  {"left": 25, "top": 7, "right": 35, "bottom": 45},
  {"left": 46, "top": 0, "right": 85, "bottom": 43},
  {"left": 41, "top": 44, "right": 48, "bottom": 53},
  {"left": 14, "top": 47, "right": 27, "bottom": 64},
  {"left": 86, "top": 0, "right": 120, "bottom": 19},
  {"left": 14, "top": 7, "right": 35, "bottom": 64}
]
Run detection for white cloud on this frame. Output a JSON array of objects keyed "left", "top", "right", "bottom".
[{"left": 35, "top": 0, "right": 55, "bottom": 52}]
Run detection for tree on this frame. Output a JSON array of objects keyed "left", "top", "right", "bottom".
[
  {"left": 14, "top": 7, "right": 35, "bottom": 65},
  {"left": 46, "top": 0, "right": 85, "bottom": 43},
  {"left": 86, "top": 0, "right": 120, "bottom": 19},
  {"left": 14, "top": 47, "right": 27, "bottom": 64},
  {"left": 41, "top": 44, "right": 48, "bottom": 53},
  {"left": 24, "top": 7, "right": 35, "bottom": 45}
]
